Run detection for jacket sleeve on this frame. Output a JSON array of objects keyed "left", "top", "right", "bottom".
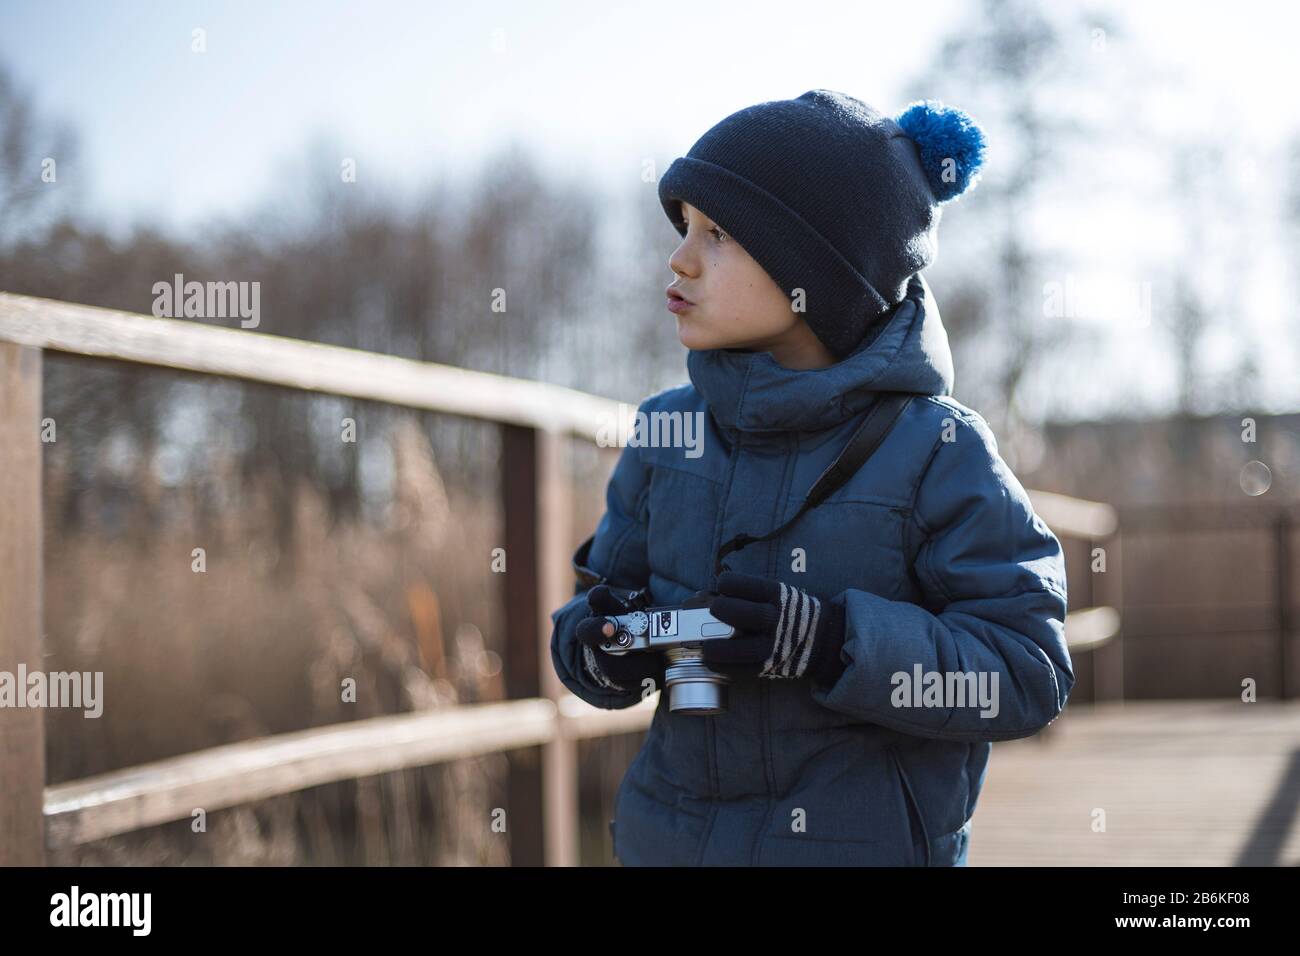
[
  {"left": 549, "top": 431, "right": 655, "bottom": 710},
  {"left": 809, "top": 410, "right": 1074, "bottom": 742}
]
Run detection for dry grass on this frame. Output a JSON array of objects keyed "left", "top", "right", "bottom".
[{"left": 41, "top": 413, "right": 520, "bottom": 865}]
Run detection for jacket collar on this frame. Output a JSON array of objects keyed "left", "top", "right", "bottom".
[{"left": 686, "top": 273, "right": 955, "bottom": 434}]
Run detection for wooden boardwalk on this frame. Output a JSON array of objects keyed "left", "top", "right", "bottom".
[{"left": 969, "top": 700, "right": 1300, "bottom": 866}]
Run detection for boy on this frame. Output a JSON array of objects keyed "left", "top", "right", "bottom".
[{"left": 550, "top": 89, "right": 1072, "bottom": 866}]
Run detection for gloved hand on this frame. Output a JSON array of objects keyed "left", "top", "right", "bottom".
[
  {"left": 703, "top": 571, "right": 848, "bottom": 686},
  {"left": 574, "top": 584, "right": 666, "bottom": 695}
]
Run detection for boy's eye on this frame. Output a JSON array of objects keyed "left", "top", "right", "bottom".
[{"left": 709, "top": 226, "right": 730, "bottom": 242}]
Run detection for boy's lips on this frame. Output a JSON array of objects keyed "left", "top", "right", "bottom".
[{"left": 666, "top": 286, "right": 695, "bottom": 313}]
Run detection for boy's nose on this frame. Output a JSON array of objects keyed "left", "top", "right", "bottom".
[{"left": 669, "top": 245, "right": 700, "bottom": 279}]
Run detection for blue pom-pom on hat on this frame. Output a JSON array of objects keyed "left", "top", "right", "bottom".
[{"left": 895, "top": 100, "right": 987, "bottom": 203}]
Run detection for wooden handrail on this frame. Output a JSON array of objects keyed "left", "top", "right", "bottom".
[
  {"left": 0, "top": 292, "right": 628, "bottom": 441},
  {"left": 1062, "top": 605, "right": 1121, "bottom": 653},
  {"left": 1028, "top": 489, "right": 1118, "bottom": 540},
  {"left": 44, "top": 696, "right": 658, "bottom": 849}
]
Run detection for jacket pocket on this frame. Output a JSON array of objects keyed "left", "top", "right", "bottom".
[{"left": 888, "top": 744, "right": 932, "bottom": 867}]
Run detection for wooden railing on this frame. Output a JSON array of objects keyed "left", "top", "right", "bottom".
[{"left": 0, "top": 291, "right": 1121, "bottom": 866}]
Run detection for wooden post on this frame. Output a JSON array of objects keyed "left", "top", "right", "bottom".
[
  {"left": 501, "top": 424, "right": 577, "bottom": 866},
  {"left": 0, "top": 343, "right": 45, "bottom": 865},
  {"left": 536, "top": 429, "right": 577, "bottom": 867},
  {"left": 501, "top": 424, "right": 543, "bottom": 866},
  {"left": 1091, "top": 530, "right": 1125, "bottom": 703},
  {"left": 1276, "top": 511, "right": 1291, "bottom": 700}
]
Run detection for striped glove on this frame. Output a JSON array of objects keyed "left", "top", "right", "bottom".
[{"left": 703, "top": 571, "right": 848, "bottom": 686}]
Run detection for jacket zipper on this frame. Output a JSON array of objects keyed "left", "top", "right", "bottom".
[
  {"left": 752, "top": 682, "right": 774, "bottom": 865},
  {"left": 710, "top": 425, "right": 744, "bottom": 588},
  {"left": 749, "top": 432, "right": 796, "bottom": 865},
  {"left": 698, "top": 425, "right": 744, "bottom": 866}
]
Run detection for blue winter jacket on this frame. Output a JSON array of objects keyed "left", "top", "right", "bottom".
[{"left": 550, "top": 273, "right": 1072, "bottom": 866}]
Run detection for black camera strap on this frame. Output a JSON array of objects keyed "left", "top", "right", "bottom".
[{"left": 714, "top": 391, "right": 915, "bottom": 577}]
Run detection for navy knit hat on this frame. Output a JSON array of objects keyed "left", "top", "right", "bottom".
[{"left": 659, "top": 89, "right": 987, "bottom": 358}]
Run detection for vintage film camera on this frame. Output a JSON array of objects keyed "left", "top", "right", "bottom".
[{"left": 600, "top": 591, "right": 736, "bottom": 715}]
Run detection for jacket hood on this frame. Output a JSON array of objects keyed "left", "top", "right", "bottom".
[{"left": 686, "top": 272, "right": 954, "bottom": 434}]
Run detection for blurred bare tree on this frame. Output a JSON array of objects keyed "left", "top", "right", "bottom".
[
  {"left": 903, "top": 0, "right": 1121, "bottom": 437},
  {"left": 0, "top": 63, "right": 79, "bottom": 249}
]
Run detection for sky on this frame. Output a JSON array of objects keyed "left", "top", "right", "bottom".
[
  {"left": 2, "top": 0, "right": 1298, "bottom": 420},
  {"left": 0, "top": 0, "right": 957, "bottom": 232},
  {"left": 4, "top": 0, "right": 1298, "bottom": 233}
]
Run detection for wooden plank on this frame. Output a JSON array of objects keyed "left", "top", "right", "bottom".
[
  {"left": 1064, "top": 606, "right": 1120, "bottom": 653},
  {"left": 0, "top": 292, "right": 624, "bottom": 441},
  {"left": 1029, "top": 488, "right": 1118, "bottom": 540},
  {"left": 1117, "top": 501, "right": 1293, "bottom": 532},
  {"left": 558, "top": 693, "right": 657, "bottom": 738},
  {"left": 0, "top": 343, "right": 45, "bottom": 864},
  {"left": 971, "top": 701, "right": 1300, "bottom": 866},
  {"left": 44, "top": 699, "right": 560, "bottom": 849}
]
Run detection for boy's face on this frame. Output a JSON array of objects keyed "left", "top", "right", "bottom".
[{"left": 667, "top": 201, "right": 835, "bottom": 368}]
